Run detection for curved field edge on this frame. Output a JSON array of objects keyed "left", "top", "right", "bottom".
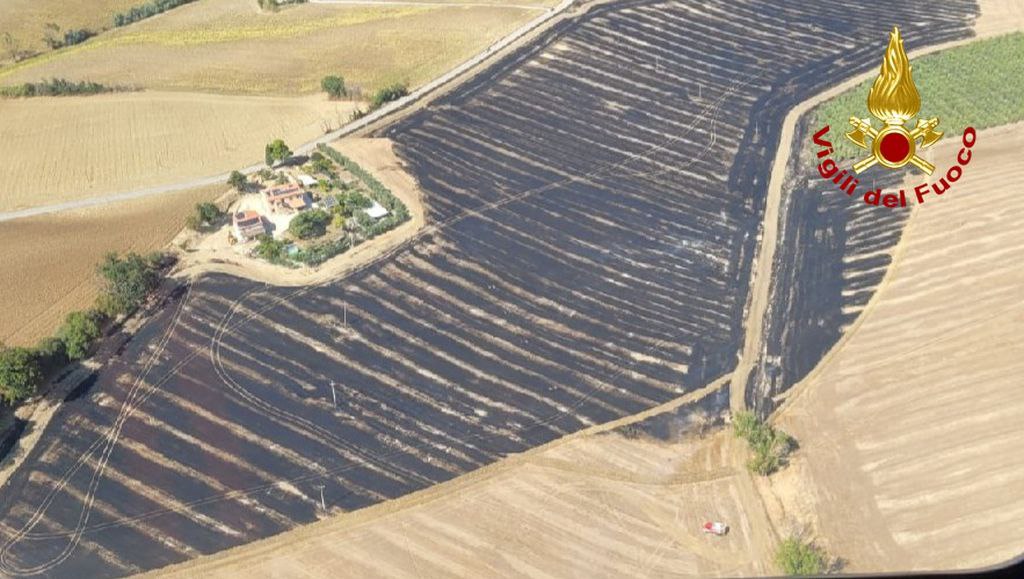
[
  {"left": 760, "top": 122, "right": 1024, "bottom": 572},
  {"left": 742, "top": 27, "right": 1024, "bottom": 415}
]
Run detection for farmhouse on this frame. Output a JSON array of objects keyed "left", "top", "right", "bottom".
[
  {"left": 263, "top": 184, "right": 311, "bottom": 214},
  {"left": 232, "top": 210, "right": 267, "bottom": 241}
]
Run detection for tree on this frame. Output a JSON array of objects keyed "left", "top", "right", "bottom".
[
  {"left": 0, "top": 346, "right": 42, "bottom": 405},
  {"left": 321, "top": 75, "right": 347, "bottom": 100},
  {"left": 265, "top": 139, "right": 292, "bottom": 167},
  {"left": 775, "top": 537, "right": 827, "bottom": 576},
  {"left": 97, "top": 252, "right": 161, "bottom": 317},
  {"left": 58, "top": 310, "right": 102, "bottom": 360},
  {"left": 310, "top": 151, "right": 333, "bottom": 175},
  {"left": 228, "top": 170, "right": 248, "bottom": 191},
  {"left": 288, "top": 209, "right": 330, "bottom": 239},
  {"left": 196, "top": 202, "right": 222, "bottom": 225}
]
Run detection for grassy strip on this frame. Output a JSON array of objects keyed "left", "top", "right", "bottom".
[{"left": 816, "top": 32, "right": 1024, "bottom": 160}]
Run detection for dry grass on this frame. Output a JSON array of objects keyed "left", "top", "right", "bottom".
[
  {"left": 0, "top": 0, "right": 552, "bottom": 95},
  {"left": 766, "top": 124, "right": 1024, "bottom": 572},
  {"left": 0, "top": 92, "right": 355, "bottom": 212},
  {"left": 0, "top": 184, "right": 224, "bottom": 346},
  {"left": 0, "top": 0, "right": 138, "bottom": 61}
]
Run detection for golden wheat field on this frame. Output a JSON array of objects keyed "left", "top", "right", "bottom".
[
  {"left": 0, "top": 184, "right": 224, "bottom": 346},
  {"left": 0, "top": 0, "right": 553, "bottom": 95},
  {"left": 0, "top": 0, "right": 138, "bottom": 61},
  {"left": 0, "top": 91, "right": 355, "bottom": 212}
]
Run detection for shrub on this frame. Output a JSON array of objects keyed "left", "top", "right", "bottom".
[
  {"left": 321, "top": 75, "right": 347, "bottom": 99},
  {"left": 370, "top": 82, "right": 409, "bottom": 110},
  {"left": 58, "top": 310, "right": 102, "bottom": 360},
  {"left": 254, "top": 235, "right": 288, "bottom": 263},
  {"left": 733, "top": 411, "right": 795, "bottom": 476},
  {"left": 0, "top": 346, "right": 42, "bottom": 405},
  {"left": 35, "top": 337, "right": 69, "bottom": 373},
  {"left": 288, "top": 209, "right": 331, "bottom": 239},
  {"left": 310, "top": 152, "right": 334, "bottom": 175},
  {"left": 96, "top": 252, "right": 161, "bottom": 317},
  {"left": 63, "top": 29, "right": 94, "bottom": 47},
  {"left": 775, "top": 537, "right": 827, "bottom": 576}
]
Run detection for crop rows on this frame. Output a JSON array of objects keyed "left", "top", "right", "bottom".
[{"left": 0, "top": 1, "right": 976, "bottom": 576}]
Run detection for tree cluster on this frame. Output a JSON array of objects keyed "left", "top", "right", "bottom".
[
  {"left": 43, "top": 23, "right": 95, "bottom": 50},
  {"left": 0, "top": 252, "right": 166, "bottom": 407},
  {"left": 0, "top": 78, "right": 114, "bottom": 99},
  {"left": 113, "top": 0, "right": 198, "bottom": 27}
]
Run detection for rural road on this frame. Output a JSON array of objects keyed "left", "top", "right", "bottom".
[{"left": 0, "top": 0, "right": 574, "bottom": 223}]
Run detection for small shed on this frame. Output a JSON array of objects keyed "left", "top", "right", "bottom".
[
  {"left": 298, "top": 174, "right": 318, "bottom": 187},
  {"left": 365, "top": 201, "right": 389, "bottom": 219}
]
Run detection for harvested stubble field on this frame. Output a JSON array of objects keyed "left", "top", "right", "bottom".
[
  {"left": 0, "top": 0, "right": 554, "bottom": 96},
  {"left": 0, "top": 0, "right": 138, "bottom": 62},
  {"left": 0, "top": 92, "right": 354, "bottom": 212},
  {"left": 156, "top": 397, "right": 779, "bottom": 578},
  {"left": 764, "top": 124, "right": 1024, "bottom": 572},
  {"left": 0, "top": 184, "right": 224, "bottom": 346},
  {"left": 0, "top": 1, "right": 980, "bottom": 577}
]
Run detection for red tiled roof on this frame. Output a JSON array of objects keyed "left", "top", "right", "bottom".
[{"left": 264, "top": 184, "right": 305, "bottom": 203}]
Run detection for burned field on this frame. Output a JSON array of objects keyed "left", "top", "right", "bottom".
[
  {"left": 0, "top": 1, "right": 977, "bottom": 576},
  {"left": 743, "top": 118, "right": 912, "bottom": 416}
]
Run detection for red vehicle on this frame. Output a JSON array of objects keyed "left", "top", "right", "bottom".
[{"left": 703, "top": 521, "right": 729, "bottom": 536}]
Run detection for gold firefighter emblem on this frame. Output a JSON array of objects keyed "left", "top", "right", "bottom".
[{"left": 846, "top": 26, "right": 942, "bottom": 175}]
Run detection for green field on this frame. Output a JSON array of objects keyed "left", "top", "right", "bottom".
[{"left": 816, "top": 32, "right": 1024, "bottom": 159}]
